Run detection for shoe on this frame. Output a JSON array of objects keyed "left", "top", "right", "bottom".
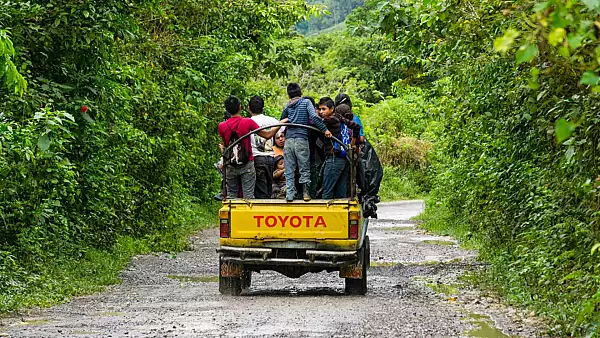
[
  {"left": 286, "top": 198, "right": 293, "bottom": 203},
  {"left": 303, "top": 184, "right": 311, "bottom": 202}
]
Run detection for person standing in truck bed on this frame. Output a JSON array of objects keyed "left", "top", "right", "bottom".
[
  {"left": 248, "top": 96, "right": 279, "bottom": 199},
  {"left": 218, "top": 95, "right": 283, "bottom": 200},
  {"left": 317, "top": 98, "right": 361, "bottom": 200},
  {"left": 280, "top": 83, "right": 331, "bottom": 202},
  {"left": 335, "top": 93, "right": 365, "bottom": 143}
]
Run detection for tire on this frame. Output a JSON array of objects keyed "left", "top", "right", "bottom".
[
  {"left": 345, "top": 236, "right": 369, "bottom": 295},
  {"left": 365, "top": 235, "right": 371, "bottom": 270},
  {"left": 219, "top": 258, "right": 242, "bottom": 296},
  {"left": 241, "top": 269, "right": 252, "bottom": 290}
]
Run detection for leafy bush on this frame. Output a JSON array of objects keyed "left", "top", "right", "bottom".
[
  {"left": 375, "top": 137, "right": 430, "bottom": 169},
  {"left": 348, "top": 0, "right": 600, "bottom": 335},
  {"left": 379, "top": 167, "right": 429, "bottom": 201},
  {"left": 0, "top": 0, "right": 314, "bottom": 313}
]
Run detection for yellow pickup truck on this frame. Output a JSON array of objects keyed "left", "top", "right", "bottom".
[{"left": 217, "top": 123, "right": 372, "bottom": 296}]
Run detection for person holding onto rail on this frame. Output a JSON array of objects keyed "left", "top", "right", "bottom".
[
  {"left": 280, "top": 83, "right": 331, "bottom": 202},
  {"left": 218, "top": 95, "right": 284, "bottom": 200},
  {"left": 317, "top": 98, "right": 361, "bottom": 199},
  {"left": 248, "top": 96, "right": 279, "bottom": 199},
  {"left": 335, "top": 93, "right": 365, "bottom": 143}
]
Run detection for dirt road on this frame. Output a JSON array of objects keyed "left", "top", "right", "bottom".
[{"left": 3, "top": 201, "right": 544, "bottom": 337}]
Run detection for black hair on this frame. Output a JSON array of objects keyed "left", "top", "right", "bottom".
[
  {"left": 303, "top": 96, "right": 316, "bottom": 109},
  {"left": 223, "top": 111, "right": 232, "bottom": 121},
  {"left": 248, "top": 96, "right": 264, "bottom": 115},
  {"left": 224, "top": 95, "right": 241, "bottom": 115},
  {"left": 334, "top": 93, "right": 352, "bottom": 109},
  {"left": 273, "top": 155, "right": 284, "bottom": 168},
  {"left": 318, "top": 97, "right": 334, "bottom": 109},
  {"left": 287, "top": 83, "right": 302, "bottom": 99},
  {"left": 335, "top": 104, "right": 353, "bottom": 120}
]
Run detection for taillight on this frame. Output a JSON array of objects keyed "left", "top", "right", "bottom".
[
  {"left": 349, "top": 211, "right": 360, "bottom": 239},
  {"left": 219, "top": 209, "right": 230, "bottom": 238}
]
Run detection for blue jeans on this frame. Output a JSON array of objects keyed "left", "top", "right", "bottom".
[
  {"left": 322, "top": 156, "right": 348, "bottom": 199},
  {"left": 284, "top": 138, "right": 310, "bottom": 200}
]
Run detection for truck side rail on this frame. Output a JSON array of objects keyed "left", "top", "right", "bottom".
[
  {"left": 221, "top": 123, "right": 357, "bottom": 199},
  {"left": 222, "top": 123, "right": 350, "bottom": 155}
]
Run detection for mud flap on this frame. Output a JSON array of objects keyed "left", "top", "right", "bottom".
[
  {"left": 340, "top": 261, "right": 364, "bottom": 279},
  {"left": 220, "top": 261, "right": 244, "bottom": 278},
  {"left": 340, "top": 249, "right": 364, "bottom": 279}
]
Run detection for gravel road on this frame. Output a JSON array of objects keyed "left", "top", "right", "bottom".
[{"left": 3, "top": 201, "right": 545, "bottom": 337}]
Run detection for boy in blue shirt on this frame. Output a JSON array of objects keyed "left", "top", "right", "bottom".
[{"left": 281, "top": 83, "right": 331, "bottom": 202}]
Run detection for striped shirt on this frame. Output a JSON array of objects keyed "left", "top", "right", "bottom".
[{"left": 280, "top": 98, "right": 327, "bottom": 140}]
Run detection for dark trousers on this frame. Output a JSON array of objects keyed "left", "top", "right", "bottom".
[
  {"left": 254, "top": 156, "right": 274, "bottom": 199},
  {"left": 322, "top": 156, "right": 348, "bottom": 199}
]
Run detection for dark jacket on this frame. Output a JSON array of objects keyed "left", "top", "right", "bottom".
[{"left": 320, "top": 115, "right": 360, "bottom": 156}]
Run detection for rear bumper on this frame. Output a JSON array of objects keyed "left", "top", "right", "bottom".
[
  {"left": 219, "top": 238, "right": 360, "bottom": 251},
  {"left": 218, "top": 246, "right": 359, "bottom": 267}
]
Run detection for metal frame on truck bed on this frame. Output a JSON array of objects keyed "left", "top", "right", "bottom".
[{"left": 217, "top": 123, "right": 370, "bottom": 296}]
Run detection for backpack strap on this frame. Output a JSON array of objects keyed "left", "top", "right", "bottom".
[{"left": 224, "top": 118, "right": 243, "bottom": 145}]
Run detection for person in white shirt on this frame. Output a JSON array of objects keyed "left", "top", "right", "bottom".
[{"left": 249, "top": 96, "right": 279, "bottom": 199}]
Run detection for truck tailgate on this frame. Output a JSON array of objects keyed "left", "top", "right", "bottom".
[{"left": 228, "top": 200, "right": 352, "bottom": 239}]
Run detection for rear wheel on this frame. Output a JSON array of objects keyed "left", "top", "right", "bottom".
[
  {"left": 241, "top": 269, "right": 252, "bottom": 290},
  {"left": 365, "top": 235, "right": 370, "bottom": 270},
  {"left": 219, "top": 258, "right": 242, "bottom": 296},
  {"left": 345, "top": 236, "right": 369, "bottom": 295}
]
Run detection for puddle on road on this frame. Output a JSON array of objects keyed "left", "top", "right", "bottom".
[
  {"left": 463, "top": 313, "right": 515, "bottom": 338},
  {"left": 17, "top": 319, "right": 51, "bottom": 326},
  {"left": 403, "top": 260, "right": 443, "bottom": 266},
  {"left": 168, "top": 275, "right": 219, "bottom": 283},
  {"left": 370, "top": 261, "right": 397, "bottom": 267},
  {"left": 422, "top": 239, "right": 456, "bottom": 246},
  {"left": 425, "top": 282, "right": 461, "bottom": 295},
  {"left": 96, "top": 312, "right": 126, "bottom": 317},
  {"left": 413, "top": 276, "right": 462, "bottom": 295},
  {"left": 386, "top": 226, "right": 415, "bottom": 231}
]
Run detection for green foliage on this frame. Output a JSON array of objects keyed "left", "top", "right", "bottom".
[
  {"left": 379, "top": 167, "right": 429, "bottom": 201},
  {"left": 347, "top": 0, "right": 600, "bottom": 335},
  {"left": 296, "top": 0, "right": 364, "bottom": 35},
  {"left": 0, "top": 0, "right": 313, "bottom": 313},
  {"left": 0, "top": 30, "right": 26, "bottom": 95}
]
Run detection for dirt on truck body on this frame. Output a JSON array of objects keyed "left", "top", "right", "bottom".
[{"left": 218, "top": 194, "right": 370, "bottom": 296}]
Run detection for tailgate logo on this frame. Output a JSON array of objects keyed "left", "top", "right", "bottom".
[{"left": 253, "top": 215, "right": 327, "bottom": 228}]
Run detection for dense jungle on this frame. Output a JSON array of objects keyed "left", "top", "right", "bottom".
[{"left": 1, "top": 0, "right": 600, "bottom": 336}]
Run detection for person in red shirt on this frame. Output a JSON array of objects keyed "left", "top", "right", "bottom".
[{"left": 218, "top": 95, "right": 284, "bottom": 199}]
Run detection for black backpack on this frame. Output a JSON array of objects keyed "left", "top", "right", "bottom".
[{"left": 225, "top": 119, "right": 250, "bottom": 166}]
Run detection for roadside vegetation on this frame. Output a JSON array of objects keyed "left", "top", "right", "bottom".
[
  {"left": 2, "top": 0, "right": 599, "bottom": 336},
  {"left": 0, "top": 1, "right": 315, "bottom": 314},
  {"left": 343, "top": 0, "right": 600, "bottom": 336}
]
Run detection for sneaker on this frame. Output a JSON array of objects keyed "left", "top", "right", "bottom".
[{"left": 303, "top": 184, "right": 311, "bottom": 202}]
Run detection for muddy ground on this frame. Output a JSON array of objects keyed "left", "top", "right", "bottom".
[{"left": 2, "top": 201, "right": 545, "bottom": 337}]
